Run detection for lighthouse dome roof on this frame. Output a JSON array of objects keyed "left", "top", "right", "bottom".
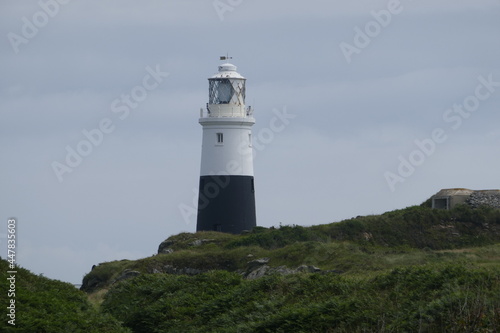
[{"left": 210, "top": 63, "right": 245, "bottom": 79}]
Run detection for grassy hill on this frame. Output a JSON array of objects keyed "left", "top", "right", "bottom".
[
  {"left": 81, "top": 204, "right": 500, "bottom": 332},
  {"left": 2, "top": 203, "right": 500, "bottom": 332},
  {"left": 0, "top": 259, "right": 130, "bottom": 333},
  {"left": 82, "top": 204, "right": 500, "bottom": 291},
  {"left": 101, "top": 265, "right": 500, "bottom": 332}
]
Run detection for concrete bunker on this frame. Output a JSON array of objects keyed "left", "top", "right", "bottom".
[{"left": 431, "top": 188, "right": 500, "bottom": 210}]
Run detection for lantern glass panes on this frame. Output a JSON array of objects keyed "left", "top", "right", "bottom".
[{"left": 209, "top": 79, "right": 234, "bottom": 104}]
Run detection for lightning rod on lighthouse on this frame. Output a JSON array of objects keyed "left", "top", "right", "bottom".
[{"left": 196, "top": 59, "right": 257, "bottom": 234}]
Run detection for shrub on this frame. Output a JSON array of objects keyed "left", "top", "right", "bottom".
[
  {"left": 0, "top": 260, "right": 130, "bottom": 333},
  {"left": 101, "top": 264, "right": 500, "bottom": 333}
]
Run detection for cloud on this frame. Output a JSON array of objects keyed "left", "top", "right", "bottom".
[{"left": 1, "top": 0, "right": 499, "bottom": 284}]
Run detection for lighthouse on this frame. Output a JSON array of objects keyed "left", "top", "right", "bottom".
[{"left": 196, "top": 60, "right": 256, "bottom": 234}]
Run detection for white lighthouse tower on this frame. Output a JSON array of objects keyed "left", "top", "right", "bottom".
[{"left": 196, "top": 60, "right": 256, "bottom": 234}]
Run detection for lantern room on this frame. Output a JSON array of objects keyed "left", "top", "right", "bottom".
[{"left": 206, "top": 63, "right": 249, "bottom": 118}]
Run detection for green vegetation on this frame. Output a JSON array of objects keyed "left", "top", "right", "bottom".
[
  {"left": 87, "top": 204, "right": 500, "bottom": 332},
  {"left": 228, "top": 204, "right": 500, "bottom": 250},
  {"left": 83, "top": 205, "right": 500, "bottom": 291},
  {"left": 3, "top": 204, "right": 500, "bottom": 332},
  {"left": 0, "top": 260, "right": 130, "bottom": 333},
  {"left": 101, "top": 265, "right": 500, "bottom": 332}
]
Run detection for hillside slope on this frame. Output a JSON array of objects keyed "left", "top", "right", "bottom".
[
  {"left": 0, "top": 260, "right": 130, "bottom": 333},
  {"left": 82, "top": 204, "right": 500, "bottom": 292},
  {"left": 101, "top": 265, "right": 500, "bottom": 332},
  {"left": 78, "top": 204, "right": 500, "bottom": 332},
  {"left": 1, "top": 203, "right": 499, "bottom": 332}
]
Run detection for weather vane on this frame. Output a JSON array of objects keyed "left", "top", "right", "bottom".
[{"left": 220, "top": 53, "right": 232, "bottom": 61}]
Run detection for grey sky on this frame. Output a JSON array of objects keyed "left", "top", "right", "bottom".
[{"left": 1, "top": 0, "right": 499, "bottom": 284}]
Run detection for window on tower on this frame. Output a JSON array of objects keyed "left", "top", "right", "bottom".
[
  {"left": 216, "top": 132, "right": 224, "bottom": 144},
  {"left": 209, "top": 79, "right": 234, "bottom": 104}
]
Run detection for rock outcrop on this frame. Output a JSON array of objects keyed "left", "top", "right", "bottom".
[
  {"left": 157, "top": 237, "right": 216, "bottom": 254},
  {"left": 243, "top": 257, "right": 322, "bottom": 280},
  {"left": 466, "top": 191, "right": 500, "bottom": 209},
  {"left": 157, "top": 239, "right": 175, "bottom": 254}
]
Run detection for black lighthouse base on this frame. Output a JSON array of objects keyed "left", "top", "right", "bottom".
[{"left": 196, "top": 175, "right": 256, "bottom": 234}]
